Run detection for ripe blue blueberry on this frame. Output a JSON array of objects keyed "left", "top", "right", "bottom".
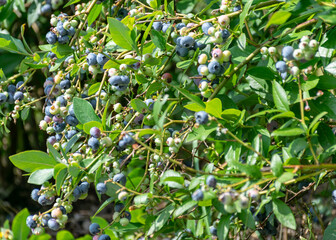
[
  {"left": 68, "top": 27, "right": 75, "bottom": 36},
  {"left": 47, "top": 136, "right": 57, "bottom": 145},
  {"left": 162, "top": 23, "right": 172, "bottom": 33},
  {"left": 90, "top": 127, "right": 101, "bottom": 138},
  {"left": 73, "top": 186, "right": 82, "bottom": 200},
  {"left": 38, "top": 194, "right": 53, "bottom": 206},
  {"left": 97, "top": 53, "right": 109, "bottom": 66},
  {"left": 7, "top": 84, "right": 16, "bottom": 93},
  {"left": 180, "top": 36, "right": 195, "bottom": 48},
  {"left": 114, "top": 203, "right": 124, "bottom": 212},
  {"left": 87, "top": 53, "right": 97, "bottom": 66},
  {"left": 0, "top": 93, "right": 7, "bottom": 104},
  {"left": 206, "top": 175, "right": 217, "bottom": 188},
  {"left": 65, "top": 115, "right": 79, "bottom": 126},
  {"left": 195, "top": 111, "right": 209, "bottom": 125},
  {"left": 16, "top": 81, "right": 24, "bottom": 91},
  {"left": 89, "top": 223, "right": 101, "bottom": 235},
  {"left": 176, "top": 46, "right": 189, "bottom": 57},
  {"left": 31, "top": 188, "right": 40, "bottom": 201},
  {"left": 332, "top": 190, "right": 336, "bottom": 204},
  {"left": 56, "top": 21, "right": 67, "bottom": 36},
  {"left": 48, "top": 218, "right": 60, "bottom": 231},
  {"left": 176, "top": 22, "right": 186, "bottom": 30},
  {"left": 88, "top": 137, "right": 100, "bottom": 150},
  {"left": 55, "top": 133, "right": 62, "bottom": 141},
  {"left": 210, "top": 226, "right": 217, "bottom": 236},
  {"left": 195, "top": 41, "right": 206, "bottom": 50},
  {"left": 281, "top": 46, "right": 294, "bottom": 60},
  {"left": 113, "top": 173, "right": 126, "bottom": 186},
  {"left": 208, "top": 61, "right": 222, "bottom": 75},
  {"left": 13, "top": 91, "right": 24, "bottom": 101},
  {"left": 98, "top": 234, "right": 111, "bottom": 240},
  {"left": 78, "top": 181, "right": 90, "bottom": 194},
  {"left": 56, "top": 95, "right": 67, "bottom": 106},
  {"left": 233, "top": 5, "right": 241, "bottom": 11},
  {"left": 41, "top": 4, "right": 52, "bottom": 14},
  {"left": 153, "top": 22, "right": 163, "bottom": 31},
  {"left": 221, "top": 29, "right": 230, "bottom": 40},
  {"left": 53, "top": 122, "right": 66, "bottom": 133},
  {"left": 202, "top": 22, "right": 213, "bottom": 35},
  {"left": 60, "top": 80, "right": 71, "bottom": 89},
  {"left": 58, "top": 35, "right": 70, "bottom": 44},
  {"left": 26, "top": 215, "right": 37, "bottom": 229},
  {"left": 41, "top": 213, "right": 51, "bottom": 227},
  {"left": 46, "top": 31, "right": 57, "bottom": 44},
  {"left": 96, "top": 182, "right": 107, "bottom": 194},
  {"left": 275, "top": 61, "right": 287, "bottom": 73},
  {"left": 65, "top": 129, "right": 78, "bottom": 139},
  {"left": 192, "top": 189, "right": 204, "bottom": 201}
]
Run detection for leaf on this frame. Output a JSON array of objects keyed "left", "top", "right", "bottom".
[
  {"left": 147, "top": 204, "right": 175, "bottom": 236},
  {"left": 317, "top": 74, "right": 336, "bottom": 90},
  {"left": 239, "top": 0, "right": 253, "bottom": 31},
  {"left": 21, "top": 108, "right": 30, "bottom": 121},
  {"left": 73, "top": 97, "right": 101, "bottom": 124},
  {"left": 325, "top": 62, "right": 336, "bottom": 76},
  {"left": 176, "top": 59, "right": 193, "bottom": 69},
  {"left": 272, "top": 80, "right": 290, "bottom": 111},
  {"left": 65, "top": 132, "right": 82, "bottom": 154},
  {"left": 218, "top": 215, "right": 231, "bottom": 240},
  {"left": 130, "top": 99, "right": 148, "bottom": 113},
  {"left": 52, "top": 44, "right": 73, "bottom": 58},
  {"left": 134, "top": 194, "right": 149, "bottom": 205},
  {"left": 247, "top": 67, "right": 276, "bottom": 81},
  {"left": 184, "top": 102, "right": 205, "bottom": 112},
  {"left": 28, "top": 169, "right": 54, "bottom": 185},
  {"left": 64, "top": 0, "right": 81, "bottom": 8},
  {"left": 12, "top": 208, "right": 30, "bottom": 240},
  {"left": 186, "top": 122, "right": 217, "bottom": 142},
  {"left": 56, "top": 230, "right": 75, "bottom": 240},
  {"left": 27, "top": 1, "right": 41, "bottom": 27},
  {"left": 272, "top": 198, "right": 296, "bottom": 230},
  {"left": 88, "top": 82, "right": 101, "bottom": 95},
  {"left": 171, "top": 85, "right": 206, "bottom": 108},
  {"left": 47, "top": 142, "right": 62, "bottom": 162},
  {"left": 0, "top": 33, "right": 29, "bottom": 55},
  {"left": 93, "top": 197, "right": 115, "bottom": 217},
  {"left": 266, "top": 11, "right": 291, "bottom": 29},
  {"left": 206, "top": 98, "right": 222, "bottom": 118},
  {"left": 87, "top": 4, "right": 102, "bottom": 26},
  {"left": 271, "top": 154, "right": 283, "bottom": 177},
  {"left": 107, "top": 17, "right": 137, "bottom": 52},
  {"left": 9, "top": 150, "right": 58, "bottom": 172},
  {"left": 323, "top": 217, "right": 336, "bottom": 240},
  {"left": 271, "top": 127, "right": 305, "bottom": 137},
  {"left": 301, "top": 75, "right": 319, "bottom": 91},
  {"left": 173, "top": 201, "right": 197, "bottom": 218},
  {"left": 151, "top": 29, "right": 166, "bottom": 50},
  {"left": 268, "top": 111, "right": 295, "bottom": 122},
  {"left": 54, "top": 164, "right": 67, "bottom": 195},
  {"left": 221, "top": 109, "right": 241, "bottom": 121},
  {"left": 160, "top": 170, "right": 184, "bottom": 188},
  {"left": 309, "top": 111, "right": 328, "bottom": 133}
]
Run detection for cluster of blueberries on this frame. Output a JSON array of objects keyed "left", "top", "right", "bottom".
[
  {"left": 0, "top": 81, "right": 25, "bottom": 106},
  {"left": 46, "top": 13, "right": 76, "bottom": 45}
]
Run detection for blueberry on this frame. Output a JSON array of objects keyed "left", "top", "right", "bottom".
[
  {"left": 119, "top": 154, "right": 130, "bottom": 166},
  {"left": 73, "top": 186, "right": 82, "bottom": 200},
  {"left": 208, "top": 61, "right": 221, "bottom": 75},
  {"left": 65, "top": 115, "right": 79, "bottom": 126},
  {"left": 118, "top": 8, "right": 128, "bottom": 18},
  {"left": 202, "top": 22, "right": 213, "bottom": 35},
  {"left": 118, "top": 140, "right": 127, "bottom": 150},
  {"left": 206, "top": 175, "right": 217, "bottom": 188},
  {"left": 26, "top": 215, "right": 37, "bottom": 229},
  {"left": 282, "top": 46, "right": 294, "bottom": 60},
  {"left": 114, "top": 203, "right": 124, "bottom": 212},
  {"left": 55, "top": 133, "right": 62, "bottom": 141},
  {"left": 280, "top": 72, "right": 287, "bottom": 80},
  {"left": 195, "top": 41, "right": 206, "bottom": 50},
  {"left": 144, "top": 99, "right": 154, "bottom": 111},
  {"left": 123, "top": 211, "right": 131, "bottom": 221},
  {"left": 96, "top": 182, "right": 107, "bottom": 194},
  {"left": 153, "top": 22, "right": 163, "bottom": 31},
  {"left": 162, "top": 23, "right": 172, "bottom": 33},
  {"left": 180, "top": 36, "right": 195, "bottom": 48},
  {"left": 120, "top": 75, "right": 130, "bottom": 84},
  {"left": 7, "top": 84, "right": 16, "bottom": 93},
  {"left": 41, "top": 213, "right": 51, "bottom": 227},
  {"left": 275, "top": 61, "right": 287, "bottom": 73},
  {"left": 195, "top": 111, "right": 209, "bottom": 125},
  {"left": 53, "top": 122, "right": 66, "bottom": 133},
  {"left": 332, "top": 190, "right": 336, "bottom": 204},
  {"left": 113, "top": 173, "right": 126, "bottom": 186},
  {"left": 176, "top": 37, "right": 183, "bottom": 47},
  {"left": 90, "top": 127, "right": 101, "bottom": 138},
  {"left": 97, "top": 53, "right": 109, "bottom": 66},
  {"left": 89, "top": 223, "right": 101, "bottom": 235},
  {"left": 221, "top": 29, "right": 230, "bottom": 40},
  {"left": 58, "top": 35, "right": 70, "bottom": 44},
  {"left": 192, "top": 189, "right": 204, "bottom": 201},
  {"left": 38, "top": 194, "right": 52, "bottom": 206},
  {"left": 123, "top": 133, "right": 134, "bottom": 145},
  {"left": 233, "top": 5, "right": 241, "bottom": 12},
  {"left": 78, "top": 181, "right": 90, "bottom": 194},
  {"left": 210, "top": 226, "right": 217, "bottom": 236},
  {"left": 41, "top": 4, "right": 52, "bottom": 14},
  {"left": 0, "top": 93, "right": 7, "bottom": 104},
  {"left": 176, "top": 46, "right": 189, "bottom": 57},
  {"left": 68, "top": 27, "right": 76, "bottom": 36},
  {"left": 48, "top": 218, "right": 60, "bottom": 231},
  {"left": 16, "top": 81, "right": 24, "bottom": 91},
  {"left": 0, "top": 0, "right": 7, "bottom": 6},
  {"left": 88, "top": 137, "right": 100, "bottom": 150},
  {"left": 56, "top": 95, "right": 67, "bottom": 106},
  {"left": 98, "top": 234, "right": 111, "bottom": 240},
  {"left": 87, "top": 53, "right": 97, "bottom": 66},
  {"left": 47, "top": 136, "right": 57, "bottom": 145},
  {"left": 31, "top": 189, "right": 40, "bottom": 201},
  {"left": 65, "top": 129, "right": 77, "bottom": 139},
  {"left": 46, "top": 31, "right": 57, "bottom": 44},
  {"left": 13, "top": 91, "right": 24, "bottom": 101},
  {"left": 56, "top": 21, "right": 67, "bottom": 36},
  {"left": 176, "top": 23, "right": 186, "bottom": 30},
  {"left": 47, "top": 51, "right": 57, "bottom": 59},
  {"left": 68, "top": 104, "right": 75, "bottom": 116},
  {"left": 44, "top": 85, "right": 53, "bottom": 95}
]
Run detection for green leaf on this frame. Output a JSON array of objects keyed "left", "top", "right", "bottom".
[
  {"left": 93, "top": 197, "right": 115, "bottom": 218},
  {"left": 272, "top": 198, "right": 296, "bottom": 230},
  {"left": 186, "top": 122, "right": 217, "bottom": 142},
  {"left": 52, "top": 44, "right": 73, "bottom": 58},
  {"left": 65, "top": 132, "right": 81, "bottom": 154},
  {"left": 317, "top": 74, "right": 336, "bottom": 90},
  {"left": 87, "top": 4, "right": 102, "bottom": 26},
  {"left": 147, "top": 204, "right": 175, "bottom": 236},
  {"left": 309, "top": 111, "right": 328, "bottom": 133},
  {"left": 323, "top": 217, "right": 336, "bottom": 240},
  {"left": 54, "top": 164, "right": 67, "bottom": 195},
  {"left": 107, "top": 17, "right": 137, "bottom": 52},
  {"left": 12, "top": 208, "right": 30, "bottom": 240},
  {"left": 184, "top": 102, "right": 205, "bottom": 112},
  {"left": 0, "top": 33, "right": 29, "bottom": 55},
  {"left": 28, "top": 169, "right": 54, "bottom": 185},
  {"left": 64, "top": 0, "right": 81, "bottom": 8},
  {"left": 151, "top": 29, "right": 166, "bottom": 50},
  {"left": 88, "top": 82, "right": 101, "bottom": 96},
  {"left": 272, "top": 127, "right": 305, "bottom": 137},
  {"left": 266, "top": 11, "right": 291, "bottom": 29},
  {"left": 239, "top": 0, "right": 253, "bottom": 31},
  {"left": 176, "top": 59, "right": 192, "bottom": 69},
  {"left": 103, "top": 58, "right": 138, "bottom": 69},
  {"left": 173, "top": 201, "right": 197, "bottom": 218},
  {"left": 56, "top": 230, "right": 74, "bottom": 240},
  {"left": 73, "top": 97, "right": 101, "bottom": 124},
  {"left": 9, "top": 150, "right": 58, "bottom": 172},
  {"left": 21, "top": 108, "right": 30, "bottom": 121},
  {"left": 301, "top": 75, "right": 319, "bottom": 91},
  {"left": 206, "top": 98, "right": 222, "bottom": 118},
  {"left": 272, "top": 80, "right": 290, "bottom": 111},
  {"left": 160, "top": 170, "right": 184, "bottom": 188},
  {"left": 171, "top": 85, "right": 206, "bottom": 108},
  {"left": 130, "top": 99, "right": 148, "bottom": 113},
  {"left": 218, "top": 214, "right": 231, "bottom": 240},
  {"left": 134, "top": 194, "right": 149, "bottom": 205},
  {"left": 271, "top": 154, "right": 283, "bottom": 177},
  {"left": 325, "top": 62, "right": 336, "bottom": 76},
  {"left": 247, "top": 66, "right": 276, "bottom": 81},
  {"left": 221, "top": 109, "right": 241, "bottom": 121}
]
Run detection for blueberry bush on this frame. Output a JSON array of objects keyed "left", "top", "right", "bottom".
[{"left": 1, "top": 0, "right": 336, "bottom": 239}]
